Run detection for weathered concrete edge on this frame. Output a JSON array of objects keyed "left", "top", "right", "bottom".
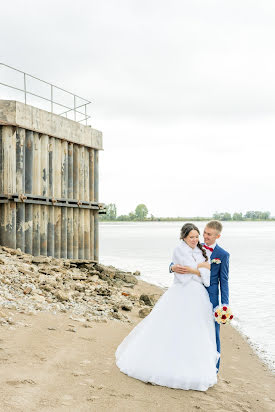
[{"left": 0, "top": 100, "right": 103, "bottom": 150}]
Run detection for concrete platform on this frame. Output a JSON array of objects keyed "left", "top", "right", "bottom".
[{"left": 0, "top": 100, "right": 103, "bottom": 150}]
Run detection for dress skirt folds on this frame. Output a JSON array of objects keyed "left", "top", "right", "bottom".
[{"left": 115, "top": 241, "right": 219, "bottom": 392}]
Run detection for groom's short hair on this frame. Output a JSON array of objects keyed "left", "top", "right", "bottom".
[{"left": 206, "top": 220, "right": 223, "bottom": 234}]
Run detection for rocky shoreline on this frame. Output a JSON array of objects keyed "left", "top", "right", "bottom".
[
  {"left": 0, "top": 246, "right": 162, "bottom": 326},
  {"left": 0, "top": 246, "right": 274, "bottom": 411}
]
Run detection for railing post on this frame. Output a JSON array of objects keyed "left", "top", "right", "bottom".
[
  {"left": 51, "top": 85, "right": 53, "bottom": 113},
  {"left": 24, "top": 73, "right": 27, "bottom": 104}
]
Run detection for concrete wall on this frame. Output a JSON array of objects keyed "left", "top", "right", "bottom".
[{"left": 0, "top": 100, "right": 103, "bottom": 150}]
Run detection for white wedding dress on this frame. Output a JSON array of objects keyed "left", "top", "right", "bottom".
[{"left": 115, "top": 240, "right": 219, "bottom": 391}]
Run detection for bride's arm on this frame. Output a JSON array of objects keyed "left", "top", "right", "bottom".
[
  {"left": 179, "top": 266, "right": 201, "bottom": 275},
  {"left": 196, "top": 262, "right": 211, "bottom": 286},
  {"left": 181, "top": 263, "right": 210, "bottom": 276},
  {"left": 172, "top": 246, "right": 201, "bottom": 275}
]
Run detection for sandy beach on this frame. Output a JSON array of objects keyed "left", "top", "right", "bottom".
[{"left": 0, "top": 277, "right": 274, "bottom": 412}]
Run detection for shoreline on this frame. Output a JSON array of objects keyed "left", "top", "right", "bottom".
[
  {"left": 100, "top": 219, "right": 275, "bottom": 223},
  {"left": 0, "top": 267, "right": 274, "bottom": 411}
]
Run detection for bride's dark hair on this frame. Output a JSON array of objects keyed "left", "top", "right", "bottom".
[{"left": 180, "top": 223, "right": 208, "bottom": 262}]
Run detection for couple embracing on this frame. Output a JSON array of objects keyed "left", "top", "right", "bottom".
[{"left": 116, "top": 220, "right": 230, "bottom": 391}]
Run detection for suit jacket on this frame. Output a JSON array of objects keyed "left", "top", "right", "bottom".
[{"left": 206, "top": 244, "right": 230, "bottom": 308}]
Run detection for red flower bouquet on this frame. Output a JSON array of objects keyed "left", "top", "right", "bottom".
[{"left": 213, "top": 305, "right": 233, "bottom": 325}]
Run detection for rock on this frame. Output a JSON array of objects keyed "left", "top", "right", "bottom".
[
  {"left": 122, "top": 283, "right": 134, "bottom": 288},
  {"left": 32, "top": 256, "right": 52, "bottom": 264},
  {"left": 32, "top": 294, "right": 46, "bottom": 303},
  {"left": 74, "top": 282, "right": 86, "bottom": 292},
  {"left": 139, "top": 307, "right": 152, "bottom": 318},
  {"left": 72, "top": 273, "right": 87, "bottom": 281},
  {"left": 139, "top": 294, "right": 158, "bottom": 306},
  {"left": 23, "top": 287, "right": 33, "bottom": 295},
  {"left": 18, "top": 267, "right": 37, "bottom": 277},
  {"left": 1, "top": 278, "right": 11, "bottom": 285},
  {"left": 133, "top": 270, "right": 141, "bottom": 276},
  {"left": 115, "top": 271, "right": 138, "bottom": 284},
  {"left": 0, "top": 310, "right": 8, "bottom": 319},
  {"left": 55, "top": 290, "right": 70, "bottom": 302},
  {"left": 2, "top": 246, "right": 21, "bottom": 255},
  {"left": 95, "top": 286, "right": 111, "bottom": 296},
  {"left": 121, "top": 301, "right": 133, "bottom": 311}
]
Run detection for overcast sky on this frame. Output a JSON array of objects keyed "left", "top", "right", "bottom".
[{"left": 1, "top": 0, "right": 275, "bottom": 217}]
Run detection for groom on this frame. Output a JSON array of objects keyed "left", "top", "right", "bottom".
[{"left": 170, "top": 220, "right": 230, "bottom": 372}]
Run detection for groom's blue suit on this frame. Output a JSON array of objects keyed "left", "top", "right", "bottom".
[
  {"left": 170, "top": 243, "right": 230, "bottom": 372},
  {"left": 204, "top": 243, "right": 230, "bottom": 371}
]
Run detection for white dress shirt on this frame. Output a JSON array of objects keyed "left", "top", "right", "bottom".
[{"left": 202, "top": 242, "right": 216, "bottom": 260}]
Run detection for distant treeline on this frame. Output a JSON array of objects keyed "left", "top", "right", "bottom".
[{"left": 100, "top": 204, "right": 274, "bottom": 222}]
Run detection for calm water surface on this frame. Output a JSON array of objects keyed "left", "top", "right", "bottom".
[{"left": 99, "top": 221, "right": 275, "bottom": 372}]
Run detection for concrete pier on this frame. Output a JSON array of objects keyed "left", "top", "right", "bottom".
[{"left": 0, "top": 100, "right": 103, "bottom": 260}]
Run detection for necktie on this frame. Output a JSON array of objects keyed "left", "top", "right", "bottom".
[{"left": 204, "top": 245, "right": 214, "bottom": 252}]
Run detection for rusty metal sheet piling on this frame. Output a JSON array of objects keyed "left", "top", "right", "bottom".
[
  {"left": 2, "top": 126, "right": 16, "bottom": 248},
  {"left": 40, "top": 134, "right": 49, "bottom": 255},
  {"left": 25, "top": 131, "right": 33, "bottom": 195},
  {"left": 47, "top": 207, "right": 54, "bottom": 257},
  {"left": 61, "top": 141, "right": 68, "bottom": 258},
  {"left": 68, "top": 143, "right": 73, "bottom": 199},
  {"left": 73, "top": 208, "right": 79, "bottom": 259},
  {"left": 73, "top": 145, "right": 79, "bottom": 200},
  {"left": 32, "top": 132, "right": 41, "bottom": 256},
  {"left": 67, "top": 143, "right": 73, "bottom": 258},
  {"left": 89, "top": 210, "right": 94, "bottom": 260},
  {"left": 24, "top": 130, "right": 34, "bottom": 254},
  {"left": 94, "top": 211, "right": 99, "bottom": 261},
  {"left": 84, "top": 209, "right": 90, "bottom": 259},
  {"left": 16, "top": 128, "right": 25, "bottom": 251},
  {"left": 67, "top": 208, "right": 73, "bottom": 259},
  {"left": 54, "top": 139, "right": 62, "bottom": 258},
  {"left": 78, "top": 209, "right": 84, "bottom": 259},
  {"left": 94, "top": 150, "right": 99, "bottom": 202},
  {"left": 54, "top": 207, "right": 61, "bottom": 258},
  {"left": 89, "top": 149, "right": 95, "bottom": 202},
  {"left": 0, "top": 101, "right": 103, "bottom": 260},
  {"left": 47, "top": 137, "right": 54, "bottom": 257}
]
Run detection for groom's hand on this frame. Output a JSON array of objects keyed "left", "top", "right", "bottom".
[{"left": 171, "top": 264, "right": 189, "bottom": 274}]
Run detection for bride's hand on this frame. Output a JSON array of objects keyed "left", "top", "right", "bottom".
[
  {"left": 182, "top": 266, "right": 196, "bottom": 274},
  {"left": 197, "top": 262, "right": 211, "bottom": 270}
]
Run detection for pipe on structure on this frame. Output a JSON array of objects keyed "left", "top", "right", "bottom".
[
  {"left": 1, "top": 126, "right": 16, "bottom": 249},
  {"left": 67, "top": 143, "right": 73, "bottom": 258},
  {"left": 40, "top": 134, "right": 48, "bottom": 255},
  {"left": 73, "top": 208, "right": 79, "bottom": 259},
  {"left": 32, "top": 132, "right": 41, "bottom": 256},
  {"left": 0, "top": 101, "right": 103, "bottom": 260},
  {"left": 47, "top": 137, "right": 54, "bottom": 257},
  {"left": 16, "top": 128, "right": 25, "bottom": 251}
]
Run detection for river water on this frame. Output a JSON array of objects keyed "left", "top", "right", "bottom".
[{"left": 99, "top": 221, "right": 275, "bottom": 372}]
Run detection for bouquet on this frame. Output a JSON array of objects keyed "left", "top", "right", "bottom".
[{"left": 213, "top": 305, "right": 233, "bottom": 324}]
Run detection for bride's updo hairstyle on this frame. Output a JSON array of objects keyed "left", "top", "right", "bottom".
[{"left": 180, "top": 223, "right": 208, "bottom": 262}]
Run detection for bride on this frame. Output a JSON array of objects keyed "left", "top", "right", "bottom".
[{"left": 115, "top": 223, "right": 219, "bottom": 391}]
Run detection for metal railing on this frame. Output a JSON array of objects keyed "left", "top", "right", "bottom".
[{"left": 0, "top": 63, "right": 91, "bottom": 125}]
